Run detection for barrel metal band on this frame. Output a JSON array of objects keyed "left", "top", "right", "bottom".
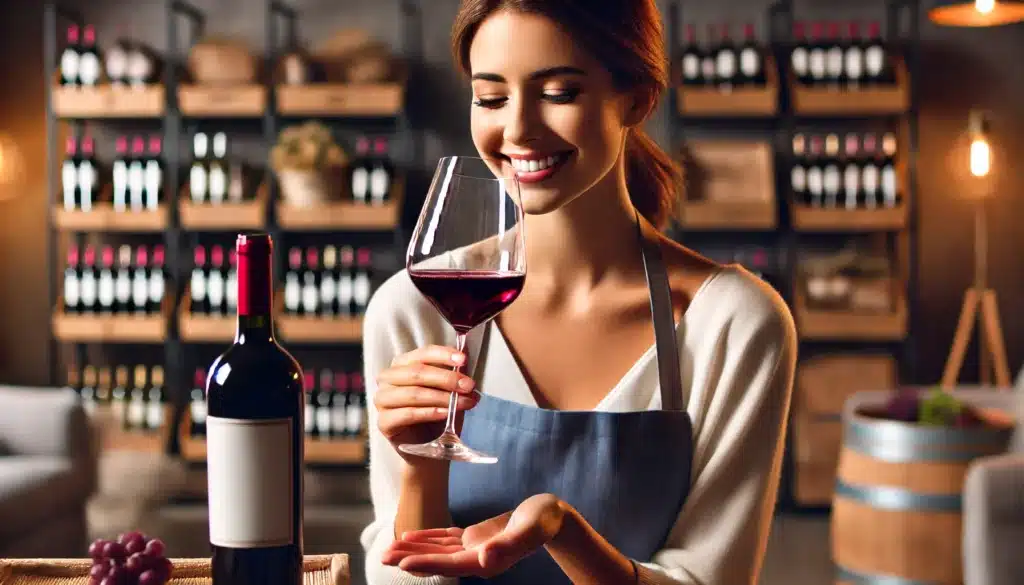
[
  {"left": 845, "top": 418, "right": 1010, "bottom": 463},
  {"left": 836, "top": 564, "right": 939, "bottom": 585},
  {"left": 835, "top": 481, "right": 962, "bottom": 512}
]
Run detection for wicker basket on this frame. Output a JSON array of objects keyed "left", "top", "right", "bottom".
[
  {"left": 188, "top": 37, "right": 257, "bottom": 85},
  {"left": 0, "top": 555, "right": 348, "bottom": 585},
  {"left": 277, "top": 168, "right": 345, "bottom": 208}
]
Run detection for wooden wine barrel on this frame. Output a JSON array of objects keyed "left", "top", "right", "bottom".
[{"left": 832, "top": 392, "right": 1015, "bottom": 585}]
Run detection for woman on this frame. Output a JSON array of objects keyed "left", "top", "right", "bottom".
[{"left": 360, "top": 1, "right": 797, "bottom": 583}]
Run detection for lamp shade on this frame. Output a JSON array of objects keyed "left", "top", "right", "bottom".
[{"left": 928, "top": 0, "right": 1024, "bottom": 26}]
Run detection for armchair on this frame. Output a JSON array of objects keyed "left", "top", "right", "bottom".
[{"left": 0, "top": 385, "right": 98, "bottom": 558}]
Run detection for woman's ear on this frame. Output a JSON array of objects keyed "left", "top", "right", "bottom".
[{"left": 621, "top": 88, "right": 656, "bottom": 128}]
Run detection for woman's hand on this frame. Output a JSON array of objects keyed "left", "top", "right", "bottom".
[
  {"left": 374, "top": 344, "right": 480, "bottom": 457},
  {"left": 383, "top": 493, "right": 565, "bottom": 578}
]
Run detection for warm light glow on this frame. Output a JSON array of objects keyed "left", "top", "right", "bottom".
[
  {"left": 970, "top": 138, "right": 991, "bottom": 177},
  {"left": 975, "top": 0, "right": 996, "bottom": 14}
]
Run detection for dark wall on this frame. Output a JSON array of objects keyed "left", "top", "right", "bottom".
[{"left": 0, "top": 0, "right": 1021, "bottom": 386}]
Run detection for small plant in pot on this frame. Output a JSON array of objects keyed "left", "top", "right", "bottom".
[
  {"left": 873, "top": 387, "right": 987, "bottom": 428},
  {"left": 270, "top": 121, "right": 348, "bottom": 208}
]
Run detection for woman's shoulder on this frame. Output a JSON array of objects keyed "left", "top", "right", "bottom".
[{"left": 690, "top": 264, "right": 797, "bottom": 353}]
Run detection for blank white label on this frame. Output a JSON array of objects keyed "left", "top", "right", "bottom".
[{"left": 207, "top": 416, "right": 294, "bottom": 548}]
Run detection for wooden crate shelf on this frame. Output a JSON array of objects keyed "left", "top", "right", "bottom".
[
  {"left": 678, "top": 199, "right": 777, "bottom": 230},
  {"left": 794, "top": 288, "right": 908, "bottom": 341},
  {"left": 52, "top": 294, "right": 171, "bottom": 343},
  {"left": 178, "top": 84, "right": 267, "bottom": 117},
  {"left": 675, "top": 56, "right": 779, "bottom": 117},
  {"left": 52, "top": 84, "right": 165, "bottom": 118},
  {"left": 791, "top": 56, "right": 910, "bottom": 116},
  {"left": 276, "top": 174, "right": 404, "bottom": 231},
  {"left": 276, "top": 83, "right": 405, "bottom": 117},
  {"left": 277, "top": 314, "right": 363, "bottom": 344},
  {"left": 179, "top": 183, "right": 268, "bottom": 231},
  {"left": 792, "top": 205, "right": 908, "bottom": 232},
  {"left": 53, "top": 203, "right": 169, "bottom": 232}
]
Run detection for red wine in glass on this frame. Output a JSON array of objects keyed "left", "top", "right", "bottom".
[
  {"left": 401, "top": 155, "right": 527, "bottom": 464},
  {"left": 409, "top": 270, "right": 525, "bottom": 333}
]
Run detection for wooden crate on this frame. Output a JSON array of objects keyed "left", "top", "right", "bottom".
[
  {"left": 178, "top": 182, "right": 268, "bottom": 231},
  {"left": 675, "top": 55, "right": 779, "bottom": 117},
  {"left": 52, "top": 84, "right": 165, "bottom": 118},
  {"left": 794, "top": 287, "right": 908, "bottom": 341},
  {"left": 276, "top": 174, "right": 404, "bottom": 231},
  {"left": 52, "top": 295, "right": 171, "bottom": 343},
  {"left": 178, "top": 84, "right": 266, "bottom": 117},
  {"left": 791, "top": 55, "right": 910, "bottom": 116},
  {"left": 53, "top": 203, "right": 169, "bottom": 233},
  {"left": 797, "top": 354, "right": 898, "bottom": 416},
  {"left": 676, "top": 141, "right": 776, "bottom": 230},
  {"left": 177, "top": 285, "right": 235, "bottom": 343},
  {"left": 276, "top": 83, "right": 405, "bottom": 117}
]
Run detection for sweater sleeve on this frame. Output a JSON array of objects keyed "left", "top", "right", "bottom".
[
  {"left": 635, "top": 283, "right": 798, "bottom": 585},
  {"left": 359, "top": 272, "right": 459, "bottom": 585}
]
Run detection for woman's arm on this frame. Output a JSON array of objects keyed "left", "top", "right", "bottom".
[
  {"left": 359, "top": 274, "right": 459, "bottom": 585},
  {"left": 632, "top": 289, "right": 797, "bottom": 585}
]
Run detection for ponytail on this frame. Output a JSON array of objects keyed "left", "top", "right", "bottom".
[{"left": 625, "top": 128, "right": 681, "bottom": 230}]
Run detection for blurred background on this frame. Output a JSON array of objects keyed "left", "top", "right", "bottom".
[{"left": 0, "top": 1, "right": 1021, "bottom": 584}]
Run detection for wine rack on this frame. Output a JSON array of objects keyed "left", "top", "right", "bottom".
[
  {"left": 667, "top": 0, "right": 921, "bottom": 511},
  {"left": 43, "top": 0, "right": 423, "bottom": 469}
]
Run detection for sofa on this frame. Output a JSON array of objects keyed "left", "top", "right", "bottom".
[
  {"left": 0, "top": 385, "right": 98, "bottom": 558},
  {"left": 962, "top": 370, "right": 1024, "bottom": 585}
]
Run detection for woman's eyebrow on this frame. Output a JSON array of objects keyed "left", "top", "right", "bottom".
[{"left": 471, "top": 66, "right": 587, "bottom": 83}]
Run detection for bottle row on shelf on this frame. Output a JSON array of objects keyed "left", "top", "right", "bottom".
[
  {"left": 280, "top": 245, "right": 373, "bottom": 319},
  {"left": 72, "top": 364, "right": 168, "bottom": 433},
  {"left": 58, "top": 132, "right": 399, "bottom": 214},
  {"left": 679, "top": 20, "right": 894, "bottom": 91},
  {"left": 59, "top": 24, "right": 160, "bottom": 89},
  {"left": 63, "top": 244, "right": 166, "bottom": 317},
  {"left": 789, "top": 131, "right": 901, "bottom": 210}
]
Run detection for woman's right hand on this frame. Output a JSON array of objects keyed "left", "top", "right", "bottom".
[{"left": 374, "top": 344, "right": 480, "bottom": 457}]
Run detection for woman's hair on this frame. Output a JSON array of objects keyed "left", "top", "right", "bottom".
[{"left": 451, "top": 0, "right": 681, "bottom": 229}]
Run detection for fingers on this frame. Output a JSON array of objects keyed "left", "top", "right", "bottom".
[
  {"left": 378, "top": 363, "right": 475, "bottom": 395},
  {"left": 390, "top": 345, "right": 466, "bottom": 369},
  {"left": 397, "top": 550, "right": 481, "bottom": 577},
  {"left": 400, "top": 527, "right": 464, "bottom": 540},
  {"left": 375, "top": 386, "right": 478, "bottom": 410},
  {"left": 377, "top": 407, "right": 449, "bottom": 439}
]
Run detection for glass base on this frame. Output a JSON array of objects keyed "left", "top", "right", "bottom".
[{"left": 398, "top": 433, "right": 498, "bottom": 464}]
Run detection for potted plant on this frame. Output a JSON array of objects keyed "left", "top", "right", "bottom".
[{"left": 270, "top": 121, "right": 348, "bottom": 208}]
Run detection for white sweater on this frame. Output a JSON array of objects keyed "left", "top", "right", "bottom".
[{"left": 359, "top": 264, "right": 797, "bottom": 585}]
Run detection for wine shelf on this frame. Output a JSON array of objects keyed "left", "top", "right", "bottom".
[
  {"left": 790, "top": 56, "right": 910, "bottom": 117},
  {"left": 793, "top": 287, "right": 908, "bottom": 341},
  {"left": 277, "top": 314, "right": 364, "bottom": 344},
  {"left": 675, "top": 55, "right": 779, "bottom": 117},
  {"left": 92, "top": 405, "right": 174, "bottom": 453},
  {"left": 276, "top": 83, "right": 405, "bottom": 117},
  {"left": 178, "top": 84, "right": 267, "bottom": 118},
  {"left": 678, "top": 200, "right": 777, "bottom": 230},
  {"left": 791, "top": 205, "right": 909, "bottom": 232},
  {"left": 51, "top": 84, "right": 166, "bottom": 118},
  {"left": 52, "top": 297, "right": 171, "bottom": 343},
  {"left": 53, "top": 203, "right": 170, "bottom": 232},
  {"left": 276, "top": 174, "right": 405, "bottom": 231},
  {"left": 178, "top": 183, "right": 269, "bottom": 231}
]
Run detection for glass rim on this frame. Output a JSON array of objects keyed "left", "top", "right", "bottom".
[{"left": 435, "top": 155, "right": 518, "bottom": 184}]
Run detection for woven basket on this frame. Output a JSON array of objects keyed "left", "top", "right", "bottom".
[
  {"left": 277, "top": 168, "right": 345, "bottom": 208},
  {"left": 0, "top": 555, "right": 348, "bottom": 585},
  {"left": 188, "top": 37, "right": 257, "bottom": 85}
]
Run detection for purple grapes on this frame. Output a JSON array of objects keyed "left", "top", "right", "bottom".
[{"left": 88, "top": 532, "right": 172, "bottom": 585}]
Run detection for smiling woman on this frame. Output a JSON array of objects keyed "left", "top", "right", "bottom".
[{"left": 359, "top": 1, "right": 797, "bottom": 585}]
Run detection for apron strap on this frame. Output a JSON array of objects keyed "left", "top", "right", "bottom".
[{"left": 636, "top": 210, "right": 685, "bottom": 412}]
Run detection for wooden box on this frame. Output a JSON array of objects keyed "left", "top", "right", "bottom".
[
  {"left": 794, "top": 286, "right": 908, "bottom": 341},
  {"left": 276, "top": 174, "right": 404, "bottom": 231},
  {"left": 675, "top": 56, "right": 779, "bottom": 117},
  {"left": 275, "top": 291, "right": 363, "bottom": 343},
  {"left": 676, "top": 141, "right": 776, "bottom": 230},
  {"left": 177, "top": 286, "right": 235, "bottom": 343},
  {"left": 52, "top": 296, "right": 171, "bottom": 344},
  {"left": 53, "top": 203, "right": 169, "bottom": 233},
  {"left": 276, "top": 83, "right": 405, "bottom": 117},
  {"left": 178, "top": 183, "right": 268, "bottom": 231},
  {"left": 791, "top": 55, "right": 910, "bottom": 116},
  {"left": 52, "top": 84, "right": 165, "bottom": 118},
  {"left": 178, "top": 84, "right": 267, "bottom": 117}
]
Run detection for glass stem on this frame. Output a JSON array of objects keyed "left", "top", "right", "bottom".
[{"left": 442, "top": 332, "right": 467, "bottom": 437}]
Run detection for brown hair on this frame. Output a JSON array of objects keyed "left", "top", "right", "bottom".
[{"left": 451, "top": 0, "right": 681, "bottom": 229}]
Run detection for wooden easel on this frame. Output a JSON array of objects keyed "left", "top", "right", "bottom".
[{"left": 940, "top": 201, "right": 1012, "bottom": 389}]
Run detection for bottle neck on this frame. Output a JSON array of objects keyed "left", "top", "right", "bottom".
[{"left": 235, "top": 247, "right": 274, "bottom": 344}]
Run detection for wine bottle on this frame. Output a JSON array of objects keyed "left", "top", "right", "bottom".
[
  {"left": 209, "top": 245, "right": 227, "bottom": 317},
  {"left": 714, "top": 23, "right": 737, "bottom": 92},
  {"left": 825, "top": 22, "right": 844, "bottom": 89},
  {"left": 320, "top": 246, "right": 338, "bottom": 318},
  {"left": 61, "top": 136, "right": 79, "bottom": 211},
  {"left": 806, "top": 135, "right": 824, "bottom": 208},
  {"left": 738, "top": 23, "right": 763, "bottom": 87},
  {"left": 191, "top": 246, "right": 208, "bottom": 315},
  {"left": 127, "top": 365, "right": 148, "bottom": 431},
  {"left": 190, "top": 369, "right": 207, "bottom": 437},
  {"left": 80, "top": 245, "right": 98, "bottom": 314},
  {"left": 353, "top": 248, "right": 372, "bottom": 315},
  {"left": 149, "top": 245, "right": 166, "bottom": 314},
  {"left": 808, "top": 22, "right": 826, "bottom": 86},
  {"left": 64, "top": 245, "right": 81, "bottom": 314},
  {"left": 209, "top": 132, "right": 228, "bottom": 205},
  {"left": 206, "top": 233, "right": 304, "bottom": 585},
  {"left": 823, "top": 133, "right": 841, "bottom": 208},
  {"left": 844, "top": 22, "right": 865, "bottom": 90},
  {"left": 78, "top": 25, "right": 101, "bottom": 87},
  {"left": 304, "top": 371, "right": 316, "bottom": 437},
  {"left": 863, "top": 21, "right": 888, "bottom": 85},
  {"left": 880, "top": 132, "right": 899, "bottom": 208},
  {"left": 331, "top": 373, "right": 348, "bottom": 438},
  {"left": 370, "top": 138, "right": 393, "bottom": 205},
  {"left": 790, "top": 133, "right": 807, "bottom": 206},
  {"left": 78, "top": 136, "right": 97, "bottom": 212},
  {"left": 702, "top": 25, "right": 718, "bottom": 87},
  {"left": 346, "top": 373, "right": 366, "bottom": 437},
  {"left": 861, "top": 133, "right": 880, "bottom": 208},
  {"left": 680, "top": 24, "right": 702, "bottom": 87},
  {"left": 128, "top": 136, "right": 146, "bottom": 212},
  {"left": 337, "top": 246, "right": 355, "bottom": 317},
  {"left": 112, "top": 136, "right": 129, "bottom": 212},
  {"left": 60, "top": 25, "right": 81, "bottom": 86},
  {"left": 146, "top": 366, "right": 166, "bottom": 432},
  {"left": 842, "top": 134, "right": 861, "bottom": 209},
  {"left": 115, "top": 245, "right": 133, "bottom": 314},
  {"left": 790, "top": 21, "right": 810, "bottom": 86},
  {"left": 145, "top": 136, "right": 163, "bottom": 210},
  {"left": 350, "top": 137, "right": 371, "bottom": 204},
  {"left": 191, "top": 133, "right": 209, "bottom": 204},
  {"left": 226, "top": 249, "right": 238, "bottom": 315},
  {"left": 112, "top": 366, "right": 129, "bottom": 426},
  {"left": 301, "top": 248, "right": 320, "bottom": 316},
  {"left": 80, "top": 365, "right": 98, "bottom": 417},
  {"left": 97, "top": 246, "right": 116, "bottom": 315},
  {"left": 316, "top": 370, "right": 333, "bottom": 439},
  {"left": 132, "top": 246, "right": 149, "bottom": 315},
  {"left": 284, "top": 247, "right": 302, "bottom": 316}
]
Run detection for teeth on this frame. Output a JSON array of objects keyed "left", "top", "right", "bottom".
[{"left": 510, "top": 153, "right": 564, "bottom": 173}]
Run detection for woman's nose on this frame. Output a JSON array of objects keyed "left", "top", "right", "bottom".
[{"left": 503, "top": 97, "right": 539, "bottom": 145}]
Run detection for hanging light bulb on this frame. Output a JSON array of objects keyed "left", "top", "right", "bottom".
[
  {"left": 968, "top": 110, "right": 992, "bottom": 180},
  {"left": 928, "top": 0, "right": 1024, "bottom": 26}
]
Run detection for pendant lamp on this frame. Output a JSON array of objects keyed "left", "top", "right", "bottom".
[{"left": 928, "top": 0, "right": 1024, "bottom": 27}]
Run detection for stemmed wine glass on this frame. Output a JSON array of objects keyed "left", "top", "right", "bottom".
[{"left": 400, "top": 156, "right": 527, "bottom": 464}]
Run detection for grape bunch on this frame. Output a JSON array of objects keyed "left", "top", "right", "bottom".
[{"left": 88, "top": 532, "right": 173, "bottom": 585}]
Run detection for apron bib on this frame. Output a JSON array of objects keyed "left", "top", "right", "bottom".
[{"left": 449, "top": 213, "right": 694, "bottom": 584}]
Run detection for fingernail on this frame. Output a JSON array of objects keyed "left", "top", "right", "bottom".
[
  {"left": 458, "top": 377, "right": 475, "bottom": 390},
  {"left": 452, "top": 353, "right": 465, "bottom": 364}
]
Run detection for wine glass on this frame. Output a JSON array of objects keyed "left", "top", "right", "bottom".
[{"left": 400, "top": 156, "right": 527, "bottom": 464}]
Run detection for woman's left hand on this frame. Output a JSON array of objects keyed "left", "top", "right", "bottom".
[{"left": 383, "top": 493, "right": 565, "bottom": 577}]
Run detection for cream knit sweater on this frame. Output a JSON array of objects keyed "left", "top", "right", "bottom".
[{"left": 359, "top": 265, "right": 797, "bottom": 585}]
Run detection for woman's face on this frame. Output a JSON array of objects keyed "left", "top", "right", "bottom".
[{"left": 467, "top": 10, "right": 635, "bottom": 216}]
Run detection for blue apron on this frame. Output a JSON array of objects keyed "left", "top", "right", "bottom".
[{"left": 449, "top": 215, "right": 694, "bottom": 584}]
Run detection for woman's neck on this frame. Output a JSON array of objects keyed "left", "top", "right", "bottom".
[{"left": 522, "top": 157, "right": 645, "bottom": 296}]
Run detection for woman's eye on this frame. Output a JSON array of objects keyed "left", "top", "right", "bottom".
[
  {"left": 473, "top": 96, "right": 507, "bottom": 109},
  {"left": 543, "top": 89, "right": 580, "bottom": 104}
]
